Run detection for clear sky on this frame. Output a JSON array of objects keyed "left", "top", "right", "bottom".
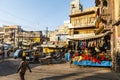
[{"left": 0, "top": 0, "right": 95, "bottom": 32}]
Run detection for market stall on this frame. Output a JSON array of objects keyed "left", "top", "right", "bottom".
[{"left": 66, "top": 31, "right": 112, "bottom": 67}]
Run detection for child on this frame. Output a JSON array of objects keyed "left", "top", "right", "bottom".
[{"left": 17, "top": 57, "right": 32, "bottom": 80}]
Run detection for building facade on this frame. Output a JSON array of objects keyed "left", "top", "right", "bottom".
[
  {"left": 0, "top": 25, "right": 42, "bottom": 49},
  {"left": 0, "top": 27, "right": 4, "bottom": 43},
  {"left": 48, "top": 20, "right": 70, "bottom": 42},
  {"left": 3, "top": 25, "right": 22, "bottom": 47},
  {"left": 67, "top": 0, "right": 112, "bottom": 67},
  {"left": 112, "top": 0, "right": 120, "bottom": 72},
  {"left": 21, "top": 31, "right": 42, "bottom": 44}
]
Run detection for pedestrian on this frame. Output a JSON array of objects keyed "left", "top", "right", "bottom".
[
  {"left": 17, "top": 57, "right": 32, "bottom": 80},
  {"left": 64, "top": 50, "right": 70, "bottom": 62},
  {"left": 69, "top": 50, "right": 74, "bottom": 68}
]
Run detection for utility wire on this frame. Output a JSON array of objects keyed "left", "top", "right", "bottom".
[
  {"left": 0, "top": 18, "right": 35, "bottom": 31},
  {"left": 0, "top": 8, "right": 35, "bottom": 24},
  {"left": 0, "top": 8, "right": 39, "bottom": 29}
]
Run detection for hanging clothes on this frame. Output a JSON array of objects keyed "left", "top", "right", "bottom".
[
  {"left": 79, "top": 41, "right": 82, "bottom": 49},
  {"left": 82, "top": 42, "right": 86, "bottom": 50},
  {"left": 75, "top": 41, "right": 79, "bottom": 50}
]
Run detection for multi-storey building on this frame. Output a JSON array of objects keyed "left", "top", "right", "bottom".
[
  {"left": 112, "top": 0, "right": 120, "bottom": 72},
  {"left": 69, "top": 7, "right": 97, "bottom": 39},
  {"left": 42, "top": 20, "right": 70, "bottom": 53},
  {"left": 96, "top": 0, "right": 120, "bottom": 71},
  {"left": 48, "top": 20, "right": 70, "bottom": 42},
  {"left": 3, "top": 25, "right": 22, "bottom": 47},
  {"left": 67, "top": 0, "right": 114, "bottom": 67},
  {"left": 68, "top": 0, "right": 103, "bottom": 50},
  {"left": 0, "top": 27, "right": 4, "bottom": 40},
  {"left": 67, "top": 0, "right": 120, "bottom": 71},
  {"left": 21, "top": 31, "right": 42, "bottom": 44},
  {"left": 19, "top": 30, "right": 42, "bottom": 49},
  {"left": 47, "top": 30, "right": 58, "bottom": 41},
  {"left": 0, "top": 25, "right": 42, "bottom": 49}
]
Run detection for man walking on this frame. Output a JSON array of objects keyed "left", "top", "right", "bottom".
[{"left": 17, "top": 57, "right": 32, "bottom": 80}]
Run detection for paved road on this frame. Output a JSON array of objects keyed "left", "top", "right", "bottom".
[{"left": 0, "top": 58, "right": 120, "bottom": 80}]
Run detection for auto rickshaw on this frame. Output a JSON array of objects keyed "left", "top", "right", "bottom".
[{"left": 23, "top": 50, "right": 40, "bottom": 63}]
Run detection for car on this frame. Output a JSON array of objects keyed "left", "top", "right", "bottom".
[{"left": 13, "top": 49, "right": 23, "bottom": 59}]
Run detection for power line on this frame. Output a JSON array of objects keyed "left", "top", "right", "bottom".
[
  {"left": 0, "top": 8, "right": 40, "bottom": 30},
  {"left": 0, "top": 8, "right": 35, "bottom": 24},
  {"left": 0, "top": 18, "right": 35, "bottom": 30}
]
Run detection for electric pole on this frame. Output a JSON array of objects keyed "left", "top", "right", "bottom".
[{"left": 46, "top": 27, "right": 48, "bottom": 37}]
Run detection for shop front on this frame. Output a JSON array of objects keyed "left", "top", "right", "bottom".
[{"left": 67, "top": 31, "right": 112, "bottom": 67}]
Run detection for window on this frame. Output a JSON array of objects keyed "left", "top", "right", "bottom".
[
  {"left": 103, "top": 0, "right": 107, "bottom": 7},
  {"left": 74, "top": 31, "right": 79, "bottom": 34},
  {"left": 58, "top": 36, "right": 60, "bottom": 41}
]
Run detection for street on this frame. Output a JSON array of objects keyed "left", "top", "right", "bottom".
[{"left": 0, "top": 58, "right": 120, "bottom": 80}]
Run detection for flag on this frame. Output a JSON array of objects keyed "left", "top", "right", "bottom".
[
  {"left": 94, "top": 15, "right": 101, "bottom": 27},
  {"left": 94, "top": 9, "right": 101, "bottom": 28}
]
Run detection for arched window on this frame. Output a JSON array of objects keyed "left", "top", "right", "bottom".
[{"left": 103, "top": 0, "right": 107, "bottom": 7}]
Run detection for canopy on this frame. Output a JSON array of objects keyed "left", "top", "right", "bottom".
[{"left": 68, "top": 31, "right": 111, "bottom": 40}]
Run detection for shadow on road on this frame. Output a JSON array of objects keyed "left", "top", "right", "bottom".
[
  {"left": 39, "top": 72, "right": 80, "bottom": 80},
  {"left": 0, "top": 59, "right": 41, "bottom": 76},
  {"left": 38, "top": 70, "right": 118, "bottom": 80}
]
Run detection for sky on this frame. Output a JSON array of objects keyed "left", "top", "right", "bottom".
[{"left": 0, "top": 0, "right": 95, "bottom": 32}]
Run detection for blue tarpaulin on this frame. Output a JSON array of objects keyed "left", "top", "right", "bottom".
[
  {"left": 73, "top": 60, "right": 112, "bottom": 67},
  {"left": 65, "top": 53, "right": 112, "bottom": 67}
]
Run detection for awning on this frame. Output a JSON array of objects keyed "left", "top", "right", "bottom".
[
  {"left": 56, "top": 44, "right": 66, "bottom": 48},
  {"left": 41, "top": 44, "right": 56, "bottom": 48},
  {"left": 41, "top": 44, "right": 65, "bottom": 48},
  {"left": 68, "top": 31, "right": 111, "bottom": 40}
]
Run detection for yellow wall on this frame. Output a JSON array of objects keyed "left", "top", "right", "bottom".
[
  {"left": 69, "top": 10, "right": 97, "bottom": 35},
  {"left": 43, "top": 47, "right": 55, "bottom": 53},
  {"left": 70, "top": 13, "right": 95, "bottom": 27},
  {"left": 33, "top": 37, "right": 40, "bottom": 43},
  {"left": 69, "top": 28, "right": 95, "bottom": 35}
]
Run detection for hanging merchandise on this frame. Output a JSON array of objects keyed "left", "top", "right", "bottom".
[
  {"left": 95, "top": 47, "right": 101, "bottom": 53},
  {"left": 86, "top": 41, "right": 88, "bottom": 48},
  {"left": 84, "top": 48, "right": 89, "bottom": 54},
  {"left": 75, "top": 41, "right": 79, "bottom": 50},
  {"left": 78, "top": 56, "right": 83, "bottom": 62},
  {"left": 99, "top": 38, "right": 104, "bottom": 47},
  {"left": 90, "top": 41, "right": 93, "bottom": 47},
  {"left": 88, "top": 41, "right": 91, "bottom": 47},
  {"left": 96, "top": 39, "right": 100, "bottom": 47},
  {"left": 82, "top": 42, "right": 86, "bottom": 50},
  {"left": 79, "top": 41, "right": 82, "bottom": 50},
  {"left": 68, "top": 33, "right": 111, "bottom": 67},
  {"left": 71, "top": 41, "right": 75, "bottom": 50}
]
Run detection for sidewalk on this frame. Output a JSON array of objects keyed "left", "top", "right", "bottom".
[{"left": 0, "top": 62, "right": 120, "bottom": 80}]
